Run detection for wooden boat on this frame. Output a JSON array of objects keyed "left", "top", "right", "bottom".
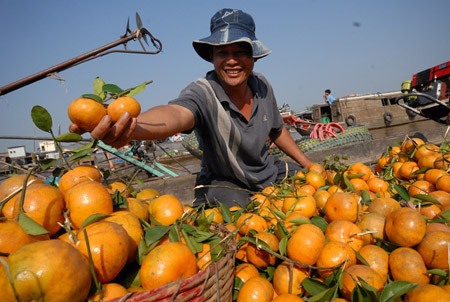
[
  {"left": 279, "top": 90, "right": 434, "bottom": 142},
  {"left": 299, "top": 90, "right": 429, "bottom": 131}
]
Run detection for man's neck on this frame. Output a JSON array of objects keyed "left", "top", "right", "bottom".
[
  {"left": 227, "top": 85, "right": 253, "bottom": 120},
  {"left": 224, "top": 84, "right": 249, "bottom": 102}
]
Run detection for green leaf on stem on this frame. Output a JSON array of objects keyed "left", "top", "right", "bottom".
[
  {"left": 31, "top": 105, "right": 52, "bottom": 132},
  {"left": 218, "top": 202, "right": 232, "bottom": 224},
  {"left": 181, "top": 229, "right": 203, "bottom": 254},
  {"left": 302, "top": 278, "right": 327, "bottom": 295},
  {"left": 103, "top": 84, "right": 124, "bottom": 94},
  {"left": 81, "top": 94, "right": 103, "bottom": 104},
  {"left": 181, "top": 224, "right": 215, "bottom": 242},
  {"left": 394, "top": 184, "right": 410, "bottom": 201},
  {"left": 358, "top": 276, "right": 378, "bottom": 292},
  {"left": 93, "top": 77, "right": 106, "bottom": 100},
  {"left": 361, "top": 190, "right": 372, "bottom": 204},
  {"left": 311, "top": 215, "right": 328, "bottom": 232},
  {"left": 69, "top": 152, "right": 94, "bottom": 163},
  {"left": 196, "top": 210, "right": 211, "bottom": 232},
  {"left": 289, "top": 217, "right": 311, "bottom": 226},
  {"left": 438, "top": 209, "right": 450, "bottom": 220},
  {"left": 78, "top": 213, "right": 109, "bottom": 230},
  {"left": 355, "top": 250, "right": 369, "bottom": 266},
  {"left": 39, "top": 158, "right": 58, "bottom": 170},
  {"left": 428, "top": 268, "right": 448, "bottom": 276},
  {"left": 333, "top": 173, "right": 341, "bottom": 186},
  {"left": 275, "top": 221, "right": 289, "bottom": 239},
  {"left": 112, "top": 190, "right": 128, "bottom": 209},
  {"left": 412, "top": 167, "right": 428, "bottom": 176},
  {"left": 233, "top": 276, "right": 244, "bottom": 300},
  {"left": 168, "top": 225, "right": 181, "bottom": 242},
  {"left": 127, "top": 82, "right": 146, "bottom": 97},
  {"left": 209, "top": 237, "right": 225, "bottom": 262},
  {"left": 18, "top": 212, "right": 49, "bottom": 236},
  {"left": 67, "top": 142, "right": 97, "bottom": 162},
  {"left": 137, "top": 237, "right": 150, "bottom": 265},
  {"left": 343, "top": 175, "right": 356, "bottom": 193},
  {"left": 272, "top": 209, "right": 286, "bottom": 221},
  {"left": 413, "top": 194, "right": 441, "bottom": 205},
  {"left": 144, "top": 225, "right": 169, "bottom": 246},
  {"left": 279, "top": 236, "right": 288, "bottom": 256},
  {"left": 379, "top": 280, "right": 417, "bottom": 302},
  {"left": 55, "top": 132, "right": 83, "bottom": 142}
]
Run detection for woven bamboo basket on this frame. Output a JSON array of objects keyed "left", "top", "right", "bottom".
[{"left": 110, "top": 223, "right": 237, "bottom": 302}]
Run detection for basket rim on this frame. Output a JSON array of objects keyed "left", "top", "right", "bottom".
[{"left": 110, "top": 223, "right": 236, "bottom": 302}]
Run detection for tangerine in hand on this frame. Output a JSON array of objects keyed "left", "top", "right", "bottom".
[
  {"left": 107, "top": 96, "right": 141, "bottom": 122},
  {"left": 68, "top": 97, "right": 106, "bottom": 131}
]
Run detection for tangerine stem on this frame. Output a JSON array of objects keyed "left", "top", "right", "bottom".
[
  {"left": 0, "top": 179, "right": 35, "bottom": 213},
  {"left": 123, "top": 169, "right": 141, "bottom": 208},
  {"left": 83, "top": 229, "right": 103, "bottom": 299},
  {"left": 102, "top": 80, "right": 153, "bottom": 103},
  {"left": 49, "top": 129, "right": 72, "bottom": 169},
  {"left": 57, "top": 209, "right": 78, "bottom": 244},
  {"left": 16, "top": 168, "right": 33, "bottom": 218},
  {"left": 288, "top": 261, "right": 294, "bottom": 294},
  {"left": 0, "top": 258, "right": 20, "bottom": 301}
]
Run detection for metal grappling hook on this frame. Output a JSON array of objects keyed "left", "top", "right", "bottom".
[{"left": 0, "top": 12, "right": 162, "bottom": 96}]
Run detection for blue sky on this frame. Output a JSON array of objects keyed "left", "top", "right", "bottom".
[{"left": 0, "top": 0, "right": 449, "bottom": 152}]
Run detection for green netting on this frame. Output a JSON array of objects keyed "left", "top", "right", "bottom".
[
  {"left": 268, "top": 125, "right": 373, "bottom": 157},
  {"left": 181, "top": 133, "right": 202, "bottom": 159}
]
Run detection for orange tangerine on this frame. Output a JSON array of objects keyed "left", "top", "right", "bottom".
[
  {"left": 401, "top": 137, "right": 425, "bottom": 153},
  {"left": 282, "top": 193, "right": 316, "bottom": 218},
  {"left": 305, "top": 171, "right": 326, "bottom": 189},
  {"left": 349, "top": 163, "right": 372, "bottom": 181},
  {"left": 107, "top": 96, "right": 141, "bottom": 123}
]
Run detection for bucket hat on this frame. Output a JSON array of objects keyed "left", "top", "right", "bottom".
[{"left": 193, "top": 8, "right": 271, "bottom": 62}]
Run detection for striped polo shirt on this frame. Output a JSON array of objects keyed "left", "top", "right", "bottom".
[{"left": 169, "top": 70, "right": 284, "bottom": 190}]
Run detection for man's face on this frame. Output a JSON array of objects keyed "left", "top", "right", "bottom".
[{"left": 212, "top": 42, "right": 254, "bottom": 90}]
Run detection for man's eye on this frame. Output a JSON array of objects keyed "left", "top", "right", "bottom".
[{"left": 236, "top": 51, "right": 250, "bottom": 57}]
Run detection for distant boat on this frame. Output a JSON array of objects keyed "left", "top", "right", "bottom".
[{"left": 295, "top": 90, "right": 430, "bottom": 131}]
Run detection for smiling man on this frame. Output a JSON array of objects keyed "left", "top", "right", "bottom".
[{"left": 70, "top": 8, "right": 313, "bottom": 207}]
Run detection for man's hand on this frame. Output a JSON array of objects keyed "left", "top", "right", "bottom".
[{"left": 69, "top": 112, "right": 137, "bottom": 149}]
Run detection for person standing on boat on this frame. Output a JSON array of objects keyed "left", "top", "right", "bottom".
[
  {"left": 323, "top": 89, "right": 335, "bottom": 106},
  {"left": 69, "top": 8, "right": 313, "bottom": 207}
]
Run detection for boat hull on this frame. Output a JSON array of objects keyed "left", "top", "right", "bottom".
[{"left": 310, "top": 91, "right": 428, "bottom": 129}]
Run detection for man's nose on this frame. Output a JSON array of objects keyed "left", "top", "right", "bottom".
[{"left": 224, "top": 53, "right": 240, "bottom": 62}]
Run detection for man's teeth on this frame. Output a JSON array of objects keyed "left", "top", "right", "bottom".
[{"left": 226, "top": 70, "right": 240, "bottom": 74}]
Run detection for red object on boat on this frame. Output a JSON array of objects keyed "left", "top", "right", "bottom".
[
  {"left": 282, "top": 114, "right": 314, "bottom": 135},
  {"left": 411, "top": 61, "right": 450, "bottom": 89}
]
